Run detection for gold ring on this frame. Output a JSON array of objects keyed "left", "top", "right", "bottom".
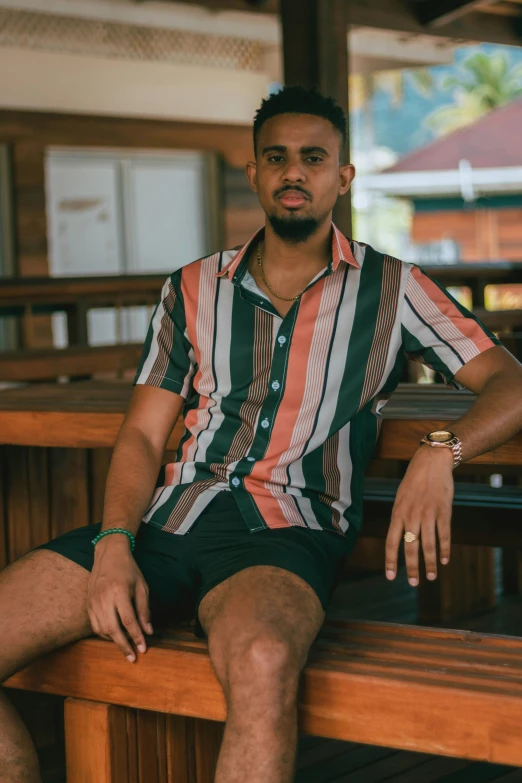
[{"left": 404, "top": 532, "right": 418, "bottom": 543}]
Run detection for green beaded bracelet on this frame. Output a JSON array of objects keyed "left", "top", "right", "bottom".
[{"left": 92, "top": 528, "right": 136, "bottom": 552}]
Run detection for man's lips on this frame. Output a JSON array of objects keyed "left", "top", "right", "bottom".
[{"left": 277, "top": 190, "right": 309, "bottom": 208}]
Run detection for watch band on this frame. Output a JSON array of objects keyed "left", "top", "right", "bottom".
[{"left": 450, "top": 438, "right": 463, "bottom": 469}]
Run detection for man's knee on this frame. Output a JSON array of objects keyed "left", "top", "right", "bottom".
[
  {"left": 241, "top": 633, "right": 299, "bottom": 680},
  {"left": 215, "top": 630, "right": 301, "bottom": 708}
]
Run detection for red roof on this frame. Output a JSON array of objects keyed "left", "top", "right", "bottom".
[{"left": 385, "top": 99, "right": 522, "bottom": 173}]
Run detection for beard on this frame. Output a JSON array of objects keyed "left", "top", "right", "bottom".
[{"left": 268, "top": 213, "right": 320, "bottom": 244}]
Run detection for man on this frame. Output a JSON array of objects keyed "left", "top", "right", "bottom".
[{"left": 1, "top": 86, "right": 522, "bottom": 783}]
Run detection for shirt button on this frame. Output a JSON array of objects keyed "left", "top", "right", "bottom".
[
  {"left": 278, "top": 335, "right": 287, "bottom": 346},
  {"left": 247, "top": 456, "right": 255, "bottom": 462},
  {"left": 271, "top": 381, "right": 281, "bottom": 391},
  {"left": 231, "top": 477, "right": 241, "bottom": 487},
  {"left": 261, "top": 418, "right": 270, "bottom": 429}
]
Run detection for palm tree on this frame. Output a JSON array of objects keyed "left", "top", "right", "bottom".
[
  {"left": 349, "top": 68, "right": 433, "bottom": 114},
  {"left": 426, "top": 50, "right": 522, "bottom": 136}
]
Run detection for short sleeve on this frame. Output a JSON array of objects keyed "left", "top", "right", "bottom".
[
  {"left": 401, "top": 265, "right": 502, "bottom": 385},
  {"left": 133, "top": 273, "right": 196, "bottom": 398}
]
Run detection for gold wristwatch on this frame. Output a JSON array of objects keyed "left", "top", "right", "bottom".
[{"left": 420, "top": 430, "right": 463, "bottom": 469}]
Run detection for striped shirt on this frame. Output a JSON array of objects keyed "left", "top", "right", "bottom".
[{"left": 134, "top": 224, "right": 500, "bottom": 537}]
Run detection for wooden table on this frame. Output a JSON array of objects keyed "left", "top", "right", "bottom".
[{"left": 1, "top": 381, "right": 521, "bottom": 465}]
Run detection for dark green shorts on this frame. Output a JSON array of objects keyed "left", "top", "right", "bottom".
[{"left": 36, "top": 491, "right": 358, "bottom": 637}]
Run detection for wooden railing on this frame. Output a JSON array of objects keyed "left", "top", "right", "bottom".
[
  {"left": 1, "top": 270, "right": 521, "bottom": 381},
  {"left": 0, "top": 274, "right": 166, "bottom": 348}
]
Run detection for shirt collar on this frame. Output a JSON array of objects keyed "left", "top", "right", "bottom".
[{"left": 216, "top": 222, "right": 360, "bottom": 281}]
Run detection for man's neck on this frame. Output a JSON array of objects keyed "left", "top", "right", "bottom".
[{"left": 261, "top": 218, "right": 332, "bottom": 274}]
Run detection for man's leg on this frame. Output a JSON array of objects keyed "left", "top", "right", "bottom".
[
  {"left": 0, "top": 550, "right": 93, "bottom": 783},
  {"left": 198, "top": 565, "right": 325, "bottom": 783}
]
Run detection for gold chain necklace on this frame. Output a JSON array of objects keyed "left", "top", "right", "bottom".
[{"left": 256, "top": 250, "right": 307, "bottom": 302}]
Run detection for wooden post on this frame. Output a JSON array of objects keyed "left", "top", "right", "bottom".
[
  {"left": 502, "top": 548, "right": 522, "bottom": 596},
  {"left": 12, "top": 139, "right": 54, "bottom": 349},
  {"left": 0, "top": 447, "right": 7, "bottom": 569},
  {"left": 66, "top": 300, "right": 90, "bottom": 347},
  {"left": 64, "top": 699, "right": 130, "bottom": 783},
  {"left": 280, "top": 0, "right": 352, "bottom": 236}
]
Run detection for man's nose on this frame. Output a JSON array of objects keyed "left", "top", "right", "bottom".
[{"left": 282, "top": 161, "right": 306, "bottom": 182}]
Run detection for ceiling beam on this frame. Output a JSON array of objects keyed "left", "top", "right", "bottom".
[
  {"left": 138, "top": 0, "right": 278, "bottom": 11},
  {"left": 200, "top": 0, "right": 276, "bottom": 7},
  {"left": 150, "top": 0, "right": 522, "bottom": 46},
  {"left": 412, "top": 0, "right": 501, "bottom": 27}
]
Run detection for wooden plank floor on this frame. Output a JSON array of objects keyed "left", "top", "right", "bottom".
[{"left": 34, "top": 559, "right": 522, "bottom": 782}]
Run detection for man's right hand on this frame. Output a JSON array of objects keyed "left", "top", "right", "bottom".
[{"left": 87, "top": 535, "right": 153, "bottom": 662}]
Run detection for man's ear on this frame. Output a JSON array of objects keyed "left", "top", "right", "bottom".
[
  {"left": 245, "top": 160, "right": 258, "bottom": 193},
  {"left": 339, "top": 163, "right": 356, "bottom": 196}
]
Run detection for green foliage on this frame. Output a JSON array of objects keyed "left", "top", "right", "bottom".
[
  {"left": 408, "top": 68, "right": 435, "bottom": 98},
  {"left": 425, "top": 50, "right": 522, "bottom": 136},
  {"left": 350, "top": 68, "right": 433, "bottom": 111}
]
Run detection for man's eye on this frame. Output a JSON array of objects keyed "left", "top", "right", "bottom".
[
  {"left": 268, "top": 156, "right": 284, "bottom": 163},
  {"left": 307, "top": 156, "right": 323, "bottom": 163}
]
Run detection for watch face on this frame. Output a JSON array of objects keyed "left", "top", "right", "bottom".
[{"left": 427, "top": 430, "right": 454, "bottom": 444}]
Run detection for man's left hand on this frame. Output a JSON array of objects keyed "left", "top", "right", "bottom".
[{"left": 385, "top": 446, "right": 454, "bottom": 586}]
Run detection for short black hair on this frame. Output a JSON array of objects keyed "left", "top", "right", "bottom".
[{"left": 253, "top": 85, "right": 347, "bottom": 155}]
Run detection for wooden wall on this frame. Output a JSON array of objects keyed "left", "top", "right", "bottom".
[
  {"left": 0, "top": 110, "right": 265, "bottom": 347},
  {"left": 0, "top": 445, "right": 194, "bottom": 567},
  {"left": 0, "top": 109, "right": 264, "bottom": 279},
  {"left": 412, "top": 208, "right": 522, "bottom": 262}
]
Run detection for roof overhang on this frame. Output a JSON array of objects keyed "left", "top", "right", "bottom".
[{"left": 358, "top": 167, "right": 522, "bottom": 198}]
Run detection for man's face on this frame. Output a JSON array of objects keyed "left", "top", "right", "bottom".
[{"left": 246, "top": 113, "right": 355, "bottom": 241}]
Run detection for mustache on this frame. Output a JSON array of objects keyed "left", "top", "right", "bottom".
[{"left": 273, "top": 185, "right": 313, "bottom": 200}]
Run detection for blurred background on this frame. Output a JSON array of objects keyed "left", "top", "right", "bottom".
[{"left": 1, "top": 0, "right": 522, "bottom": 360}]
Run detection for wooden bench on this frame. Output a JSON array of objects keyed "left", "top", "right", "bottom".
[{"left": 5, "top": 619, "right": 522, "bottom": 781}]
